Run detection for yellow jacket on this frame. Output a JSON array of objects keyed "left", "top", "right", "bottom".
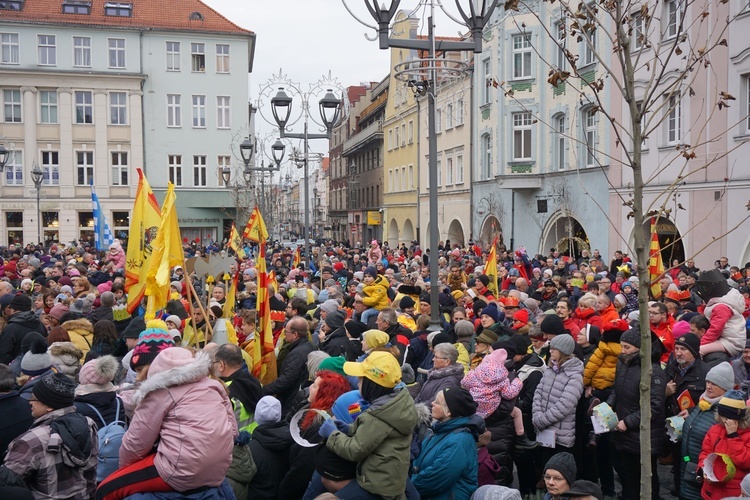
[
  {"left": 583, "top": 341, "right": 622, "bottom": 390},
  {"left": 455, "top": 342, "right": 470, "bottom": 374},
  {"left": 362, "top": 276, "right": 390, "bottom": 311},
  {"left": 61, "top": 318, "right": 94, "bottom": 361}
]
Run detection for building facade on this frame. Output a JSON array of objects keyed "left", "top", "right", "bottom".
[{"left": 0, "top": 0, "right": 255, "bottom": 246}]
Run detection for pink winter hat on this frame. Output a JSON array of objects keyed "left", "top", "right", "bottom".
[{"left": 672, "top": 320, "right": 691, "bottom": 337}]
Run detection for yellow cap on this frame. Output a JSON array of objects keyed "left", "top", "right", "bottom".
[
  {"left": 363, "top": 329, "right": 389, "bottom": 350},
  {"left": 344, "top": 351, "right": 401, "bottom": 388}
]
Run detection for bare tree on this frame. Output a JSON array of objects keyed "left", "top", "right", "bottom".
[{"left": 498, "top": 0, "right": 749, "bottom": 495}]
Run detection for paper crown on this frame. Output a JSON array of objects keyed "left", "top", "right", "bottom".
[{"left": 703, "top": 453, "right": 736, "bottom": 483}]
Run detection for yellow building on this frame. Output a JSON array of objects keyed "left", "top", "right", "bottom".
[{"left": 382, "top": 11, "right": 420, "bottom": 247}]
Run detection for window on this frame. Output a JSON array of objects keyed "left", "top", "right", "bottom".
[
  {"left": 217, "top": 155, "right": 230, "bottom": 187},
  {"left": 216, "top": 96, "right": 230, "bottom": 129},
  {"left": 402, "top": 167, "right": 406, "bottom": 190},
  {"left": 216, "top": 44, "right": 229, "bottom": 73},
  {"left": 191, "top": 43, "right": 205, "bottom": 72},
  {"left": 456, "top": 154, "right": 464, "bottom": 183},
  {"left": 40, "top": 90, "right": 57, "bottom": 123},
  {"left": 584, "top": 108, "right": 596, "bottom": 167},
  {"left": 192, "top": 95, "right": 205, "bottom": 127},
  {"left": 435, "top": 108, "right": 442, "bottom": 133},
  {"left": 110, "top": 92, "right": 127, "bottom": 125},
  {"left": 3, "top": 89, "right": 21, "bottom": 123},
  {"left": 168, "top": 155, "right": 182, "bottom": 186},
  {"left": 394, "top": 168, "right": 400, "bottom": 191},
  {"left": 395, "top": 126, "right": 400, "bottom": 148},
  {"left": 37, "top": 35, "right": 56, "bottom": 66},
  {"left": 554, "top": 114, "right": 566, "bottom": 170},
  {"left": 666, "top": 93, "right": 682, "bottom": 144},
  {"left": 41, "top": 151, "right": 59, "bottom": 185},
  {"left": 193, "top": 155, "right": 206, "bottom": 186},
  {"left": 446, "top": 157, "right": 453, "bottom": 185},
  {"left": 482, "top": 134, "right": 492, "bottom": 179},
  {"left": 166, "top": 41, "right": 180, "bottom": 71},
  {"left": 112, "top": 211, "right": 129, "bottom": 240},
  {"left": 388, "top": 169, "right": 394, "bottom": 192},
  {"left": 457, "top": 98, "right": 464, "bottom": 125},
  {"left": 104, "top": 2, "right": 132, "bottom": 17},
  {"left": 513, "top": 33, "right": 532, "bottom": 79},
  {"left": 5, "top": 150, "right": 21, "bottom": 185},
  {"left": 482, "top": 59, "right": 491, "bottom": 104},
  {"left": 582, "top": 7, "right": 596, "bottom": 66},
  {"left": 666, "top": 0, "right": 682, "bottom": 39},
  {"left": 1, "top": 33, "right": 19, "bottom": 64},
  {"left": 401, "top": 124, "right": 406, "bottom": 145},
  {"left": 167, "top": 94, "right": 181, "bottom": 127},
  {"left": 62, "top": 1, "right": 91, "bottom": 14},
  {"left": 73, "top": 36, "right": 90, "bottom": 67},
  {"left": 108, "top": 38, "right": 125, "bottom": 69},
  {"left": 408, "top": 121, "right": 414, "bottom": 143},
  {"left": 436, "top": 158, "right": 442, "bottom": 187},
  {"left": 556, "top": 22, "right": 566, "bottom": 69},
  {"left": 408, "top": 165, "right": 413, "bottom": 189},
  {"left": 512, "top": 112, "right": 533, "bottom": 160},
  {"left": 632, "top": 13, "right": 645, "bottom": 50},
  {"left": 746, "top": 76, "right": 750, "bottom": 133},
  {"left": 446, "top": 104, "right": 453, "bottom": 129},
  {"left": 388, "top": 129, "right": 393, "bottom": 150},
  {"left": 76, "top": 151, "right": 94, "bottom": 185},
  {"left": 75, "top": 91, "right": 93, "bottom": 124},
  {"left": 0, "top": 1, "right": 23, "bottom": 11},
  {"left": 111, "top": 152, "right": 128, "bottom": 185}
]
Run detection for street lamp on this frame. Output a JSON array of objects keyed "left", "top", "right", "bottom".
[
  {"left": 341, "top": 0, "right": 498, "bottom": 329},
  {"left": 263, "top": 74, "right": 343, "bottom": 268},
  {"left": 0, "top": 143, "right": 10, "bottom": 173},
  {"left": 220, "top": 165, "right": 231, "bottom": 188},
  {"left": 238, "top": 134, "right": 287, "bottom": 226},
  {"left": 31, "top": 162, "right": 44, "bottom": 245}
]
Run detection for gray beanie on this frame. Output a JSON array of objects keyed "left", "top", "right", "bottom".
[
  {"left": 254, "top": 395, "right": 281, "bottom": 426},
  {"left": 320, "top": 299, "right": 339, "bottom": 316},
  {"left": 454, "top": 320, "right": 475, "bottom": 340},
  {"left": 549, "top": 334, "right": 575, "bottom": 356},
  {"left": 21, "top": 336, "right": 52, "bottom": 376},
  {"left": 706, "top": 361, "right": 735, "bottom": 392},
  {"left": 306, "top": 350, "right": 330, "bottom": 379},
  {"left": 471, "top": 485, "right": 523, "bottom": 500},
  {"left": 620, "top": 328, "right": 641, "bottom": 348},
  {"left": 545, "top": 451, "right": 577, "bottom": 486}
]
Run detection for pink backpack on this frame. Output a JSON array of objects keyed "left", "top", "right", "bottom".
[{"left": 477, "top": 447, "right": 502, "bottom": 486}]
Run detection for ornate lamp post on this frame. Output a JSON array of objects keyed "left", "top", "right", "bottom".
[
  {"left": 31, "top": 162, "right": 44, "bottom": 245},
  {"left": 341, "top": 0, "right": 498, "bottom": 328}
]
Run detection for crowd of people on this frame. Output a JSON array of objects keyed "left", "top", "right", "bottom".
[{"left": 0, "top": 237, "right": 750, "bottom": 500}]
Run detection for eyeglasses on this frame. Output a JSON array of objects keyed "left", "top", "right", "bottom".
[
  {"left": 29, "top": 397, "right": 39, "bottom": 402},
  {"left": 434, "top": 356, "right": 449, "bottom": 361},
  {"left": 543, "top": 474, "right": 565, "bottom": 483},
  {"left": 649, "top": 311, "right": 662, "bottom": 316}
]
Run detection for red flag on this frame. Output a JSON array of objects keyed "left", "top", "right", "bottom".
[
  {"left": 649, "top": 217, "right": 665, "bottom": 299},
  {"left": 254, "top": 242, "right": 277, "bottom": 384}
]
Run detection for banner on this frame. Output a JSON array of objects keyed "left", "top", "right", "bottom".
[
  {"left": 649, "top": 216, "right": 665, "bottom": 299},
  {"left": 91, "top": 182, "right": 114, "bottom": 251},
  {"left": 144, "top": 183, "right": 184, "bottom": 319},
  {"left": 254, "top": 241, "right": 277, "bottom": 384},
  {"left": 228, "top": 223, "right": 245, "bottom": 259},
  {"left": 485, "top": 235, "right": 499, "bottom": 297},
  {"left": 243, "top": 206, "right": 269, "bottom": 243},
  {"left": 125, "top": 168, "right": 162, "bottom": 314}
]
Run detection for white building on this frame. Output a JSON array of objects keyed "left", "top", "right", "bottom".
[{"left": 0, "top": 0, "right": 255, "bottom": 246}]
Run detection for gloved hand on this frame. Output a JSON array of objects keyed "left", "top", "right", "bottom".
[{"left": 318, "top": 419, "right": 349, "bottom": 438}]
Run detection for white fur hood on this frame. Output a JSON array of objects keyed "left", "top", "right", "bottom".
[{"left": 132, "top": 351, "right": 212, "bottom": 406}]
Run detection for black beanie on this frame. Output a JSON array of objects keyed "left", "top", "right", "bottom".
[
  {"left": 399, "top": 296, "right": 415, "bottom": 309},
  {"left": 32, "top": 372, "right": 76, "bottom": 409},
  {"left": 9, "top": 293, "right": 31, "bottom": 312},
  {"left": 620, "top": 328, "right": 641, "bottom": 348},
  {"left": 540, "top": 314, "right": 565, "bottom": 336},
  {"left": 674, "top": 333, "right": 701, "bottom": 360},
  {"left": 442, "top": 387, "right": 477, "bottom": 418},
  {"left": 315, "top": 445, "right": 357, "bottom": 481},
  {"left": 432, "top": 332, "right": 453, "bottom": 348},
  {"left": 545, "top": 451, "right": 577, "bottom": 486}
]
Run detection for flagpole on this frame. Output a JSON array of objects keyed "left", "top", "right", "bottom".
[{"left": 186, "top": 271, "right": 213, "bottom": 345}]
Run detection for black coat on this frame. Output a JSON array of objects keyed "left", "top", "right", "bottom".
[
  {"left": 278, "top": 416, "right": 324, "bottom": 499},
  {"left": 607, "top": 352, "right": 667, "bottom": 457},
  {"left": 0, "top": 392, "right": 34, "bottom": 462},
  {"left": 247, "top": 421, "right": 292, "bottom": 499},
  {"left": 320, "top": 328, "right": 362, "bottom": 361},
  {"left": 88, "top": 306, "right": 114, "bottom": 325},
  {"left": 74, "top": 392, "right": 124, "bottom": 429},
  {"left": 485, "top": 394, "right": 519, "bottom": 486},
  {"left": 262, "top": 338, "right": 315, "bottom": 413},
  {"left": 0, "top": 312, "right": 47, "bottom": 365},
  {"left": 663, "top": 358, "right": 708, "bottom": 416}
]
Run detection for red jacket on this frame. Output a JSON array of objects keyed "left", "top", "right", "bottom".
[
  {"left": 652, "top": 315, "right": 675, "bottom": 363},
  {"left": 572, "top": 308, "right": 602, "bottom": 331},
  {"left": 698, "top": 424, "right": 750, "bottom": 499}
]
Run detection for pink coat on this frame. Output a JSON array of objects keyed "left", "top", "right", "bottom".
[
  {"left": 109, "top": 247, "right": 126, "bottom": 271},
  {"left": 119, "top": 352, "right": 237, "bottom": 491}
]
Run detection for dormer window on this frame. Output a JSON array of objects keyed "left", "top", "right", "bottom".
[
  {"left": 0, "top": 0, "right": 23, "bottom": 10},
  {"left": 188, "top": 11, "right": 204, "bottom": 21},
  {"left": 62, "top": 1, "right": 91, "bottom": 14},
  {"left": 104, "top": 2, "right": 132, "bottom": 16}
]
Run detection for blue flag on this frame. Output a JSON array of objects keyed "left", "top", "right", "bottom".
[{"left": 91, "top": 182, "right": 114, "bottom": 251}]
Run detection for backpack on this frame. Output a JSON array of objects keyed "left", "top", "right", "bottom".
[{"left": 86, "top": 398, "right": 126, "bottom": 482}]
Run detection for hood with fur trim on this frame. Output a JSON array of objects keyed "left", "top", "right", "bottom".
[
  {"left": 132, "top": 351, "right": 212, "bottom": 406},
  {"left": 414, "top": 401, "right": 433, "bottom": 427},
  {"left": 61, "top": 318, "right": 94, "bottom": 335},
  {"left": 48, "top": 341, "right": 84, "bottom": 363}
]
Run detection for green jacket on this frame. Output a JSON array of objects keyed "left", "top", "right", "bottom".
[{"left": 327, "top": 388, "right": 418, "bottom": 498}]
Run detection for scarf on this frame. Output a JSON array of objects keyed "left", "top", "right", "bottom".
[{"left": 697, "top": 392, "right": 723, "bottom": 411}]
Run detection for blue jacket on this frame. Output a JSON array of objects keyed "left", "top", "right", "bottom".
[{"left": 411, "top": 416, "right": 479, "bottom": 500}]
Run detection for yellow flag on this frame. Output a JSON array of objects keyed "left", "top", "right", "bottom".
[
  {"left": 254, "top": 242, "right": 277, "bottom": 384},
  {"left": 144, "top": 183, "right": 184, "bottom": 319},
  {"left": 125, "top": 168, "right": 162, "bottom": 314},
  {"left": 223, "top": 271, "right": 238, "bottom": 319},
  {"left": 228, "top": 223, "right": 245, "bottom": 259},
  {"left": 485, "top": 236, "right": 499, "bottom": 297},
  {"left": 243, "top": 206, "right": 269, "bottom": 243}
]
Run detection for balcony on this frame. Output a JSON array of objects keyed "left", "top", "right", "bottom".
[{"left": 343, "top": 120, "right": 383, "bottom": 155}]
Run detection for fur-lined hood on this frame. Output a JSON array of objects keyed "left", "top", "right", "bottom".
[
  {"left": 132, "top": 352, "right": 212, "bottom": 406},
  {"left": 415, "top": 401, "right": 433, "bottom": 427},
  {"left": 61, "top": 318, "right": 94, "bottom": 335},
  {"left": 48, "top": 341, "right": 84, "bottom": 361}
]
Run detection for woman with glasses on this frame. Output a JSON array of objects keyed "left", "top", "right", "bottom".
[{"left": 415, "top": 341, "right": 464, "bottom": 406}]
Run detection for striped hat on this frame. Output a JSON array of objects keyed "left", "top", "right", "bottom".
[
  {"left": 718, "top": 390, "right": 747, "bottom": 420},
  {"left": 130, "top": 319, "right": 174, "bottom": 370}
]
